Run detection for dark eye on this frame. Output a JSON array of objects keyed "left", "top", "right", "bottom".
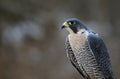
[{"left": 68, "top": 21, "right": 76, "bottom": 25}]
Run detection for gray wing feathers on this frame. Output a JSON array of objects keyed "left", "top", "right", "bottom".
[
  {"left": 65, "top": 37, "right": 90, "bottom": 79},
  {"left": 88, "top": 33, "right": 114, "bottom": 79}
]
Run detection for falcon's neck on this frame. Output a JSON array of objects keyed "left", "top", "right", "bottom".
[
  {"left": 77, "top": 29, "right": 89, "bottom": 35},
  {"left": 68, "top": 29, "right": 89, "bottom": 51}
]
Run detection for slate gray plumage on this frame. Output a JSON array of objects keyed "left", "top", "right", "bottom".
[{"left": 62, "top": 18, "right": 114, "bottom": 79}]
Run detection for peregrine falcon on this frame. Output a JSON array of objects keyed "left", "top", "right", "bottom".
[{"left": 61, "top": 18, "right": 114, "bottom": 79}]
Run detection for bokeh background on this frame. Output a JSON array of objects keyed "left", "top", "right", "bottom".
[{"left": 0, "top": 0, "right": 119, "bottom": 79}]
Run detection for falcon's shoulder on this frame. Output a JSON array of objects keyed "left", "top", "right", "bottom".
[
  {"left": 87, "top": 32, "right": 110, "bottom": 64},
  {"left": 87, "top": 32, "right": 114, "bottom": 78}
]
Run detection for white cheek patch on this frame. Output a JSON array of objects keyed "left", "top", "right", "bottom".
[{"left": 66, "top": 28, "right": 74, "bottom": 34}]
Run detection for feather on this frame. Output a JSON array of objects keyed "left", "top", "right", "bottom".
[
  {"left": 88, "top": 32, "right": 114, "bottom": 79},
  {"left": 65, "top": 37, "right": 90, "bottom": 79}
]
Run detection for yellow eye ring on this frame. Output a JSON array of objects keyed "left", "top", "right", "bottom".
[{"left": 68, "top": 22, "right": 72, "bottom": 25}]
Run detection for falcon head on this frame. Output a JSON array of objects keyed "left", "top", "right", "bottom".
[{"left": 61, "top": 18, "right": 88, "bottom": 34}]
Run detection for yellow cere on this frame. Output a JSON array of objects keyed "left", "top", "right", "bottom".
[{"left": 63, "top": 22, "right": 69, "bottom": 27}]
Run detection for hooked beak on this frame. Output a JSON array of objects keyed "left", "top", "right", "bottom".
[
  {"left": 61, "top": 25, "right": 65, "bottom": 29},
  {"left": 61, "top": 22, "right": 69, "bottom": 29}
]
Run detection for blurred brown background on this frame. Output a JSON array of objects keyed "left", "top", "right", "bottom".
[{"left": 0, "top": 0, "right": 120, "bottom": 79}]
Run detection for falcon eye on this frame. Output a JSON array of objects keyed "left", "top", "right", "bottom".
[{"left": 68, "top": 21, "right": 76, "bottom": 25}]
